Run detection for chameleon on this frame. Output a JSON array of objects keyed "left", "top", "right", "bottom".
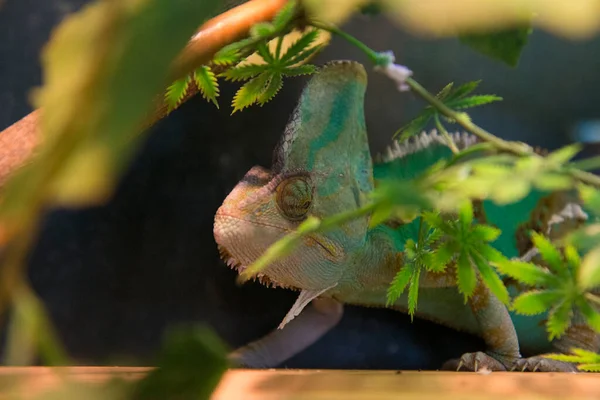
[{"left": 213, "top": 60, "right": 599, "bottom": 372}]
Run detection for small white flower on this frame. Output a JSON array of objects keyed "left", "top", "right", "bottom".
[{"left": 374, "top": 51, "right": 413, "bottom": 92}]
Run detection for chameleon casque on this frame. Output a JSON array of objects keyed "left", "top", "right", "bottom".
[{"left": 213, "top": 60, "right": 599, "bottom": 371}]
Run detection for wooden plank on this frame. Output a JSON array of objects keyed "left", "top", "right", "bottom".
[{"left": 0, "top": 367, "right": 599, "bottom": 400}]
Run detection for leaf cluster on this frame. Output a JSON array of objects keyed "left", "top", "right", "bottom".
[{"left": 394, "top": 81, "right": 502, "bottom": 142}]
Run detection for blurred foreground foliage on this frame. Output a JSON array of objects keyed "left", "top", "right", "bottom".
[{"left": 2, "top": 0, "right": 600, "bottom": 397}]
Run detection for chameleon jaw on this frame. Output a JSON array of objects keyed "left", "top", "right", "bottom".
[{"left": 216, "top": 244, "right": 298, "bottom": 290}]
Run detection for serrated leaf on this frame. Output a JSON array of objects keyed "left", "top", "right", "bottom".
[
  {"left": 256, "top": 41, "right": 275, "bottom": 64},
  {"left": 477, "top": 244, "right": 507, "bottom": 264},
  {"left": 231, "top": 72, "right": 270, "bottom": 113},
  {"left": 194, "top": 66, "right": 219, "bottom": 108},
  {"left": 493, "top": 259, "right": 557, "bottom": 286},
  {"left": 578, "top": 246, "right": 600, "bottom": 290},
  {"left": 512, "top": 290, "right": 562, "bottom": 315},
  {"left": 428, "top": 241, "right": 454, "bottom": 272},
  {"left": 564, "top": 244, "right": 581, "bottom": 271},
  {"left": 280, "top": 29, "right": 320, "bottom": 64},
  {"left": 220, "top": 64, "right": 268, "bottom": 82},
  {"left": 272, "top": 0, "right": 297, "bottom": 29},
  {"left": 387, "top": 264, "right": 414, "bottom": 305},
  {"left": 394, "top": 111, "right": 434, "bottom": 141},
  {"left": 435, "top": 82, "right": 454, "bottom": 100},
  {"left": 472, "top": 251, "right": 509, "bottom": 304},
  {"left": 459, "top": 26, "right": 532, "bottom": 67},
  {"left": 531, "top": 232, "right": 564, "bottom": 274},
  {"left": 446, "top": 80, "right": 481, "bottom": 101},
  {"left": 447, "top": 95, "right": 503, "bottom": 109},
  {"left": 212, "top": 49, "right": 240, "bottom": 66},
  {"left": 258, "top": 72, "right": 283, "bottom": 105},
  {"left": 284, "top": 65, "right": 317, "bottom": 76},
  {"left": 457, "top": 251, "right": 476, "bottom": 301},
  {"left": 407, "top": 266, "right": 421, "bottom": 318},
  {"left": 578, "top": 363, "right": 600, "bottom": 372},
  {"left": 286, "top": 44, "right": 323, "bottom": 66},
  {"left": 547, "top": 300, "right": 573, "bottom": 340},
  {"left": 472, "top": 224, "right": 501, "bottom": 242},
  {"left": 165, "top": 76, "right": 191, "bottom": 111}
]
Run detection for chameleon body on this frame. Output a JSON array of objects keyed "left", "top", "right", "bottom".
[{"left": 214, "top": 61, "right": 599, "bottom": 371}]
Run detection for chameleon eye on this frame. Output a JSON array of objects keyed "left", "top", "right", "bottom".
[{"left": 276, "top": 176, "right": 313, "bottom": 220}]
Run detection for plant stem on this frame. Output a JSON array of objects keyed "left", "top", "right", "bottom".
[
  {"left": 309, "top": 21, "right": 389, "bottom": 66},
  {"left": 434, "top": 114, "right": 459, "bottom": 154}
]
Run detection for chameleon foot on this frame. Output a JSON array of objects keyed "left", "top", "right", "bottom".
[
  {"left": 442, "top": 351, "right": 508, "bottom": 372},
  {"left": 510, "top": 356, "right": 578, "bottom": 372}
]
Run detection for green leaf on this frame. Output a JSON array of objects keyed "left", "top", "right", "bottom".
[
  {"left": 579, "top": 185, "right": 600, "bottom": 214},
  {"left": 250, "top": 22, "right": 276, "bottom": 39},
  {"left": 428, "top": 241, "right": 454, "bottom": 272},
  {"left": 493, "top": 259, "right": 557, "bottom": 286},
  {"left": 220, "top": 63, "right": 268, "bottom": 82},
  {"left": 165, "top": 76, "right": 191, "bottom": 111},
  {"left": 459, "top": 26, "right": 532, "bottom": 67},
  {"left": 579, "top": 246, "right": 600, "bottom": 290},
  {"left": 457, "top": 251, "right": 476, "bottom": 301},
  {"left": 547, "top": 300, "right": 573, "bottom": 340},
  {"left": 284, "top": 65, "right": 317, "bottom": 76},
  {"left": 534, "top": 172, "right": 574, "bottom": 191},
  {"left": 258, "top": 72, "right": 283, "bottom": 105},
  {"left": 446, "top": 80, "right": 481, "bottom": 101},
  {"left": 472, "top": 251, "right": 509, "bottom": 304},
  {"left": 212, "top": 48, "right": 240, "bottom": 66},
  {"left": 394, "top": 111, "right": 433, "bottom": 141},
  {"left": 272, "top": 0, "right": 297, "bottom": 29},
  {"left": 194, "top": 66, "right": 219, "bottom": 108},
  {"left": 231, "top": 72, "right": 271, "bottom": 113},
  {"left": 132, "top": 325, "right": 228, "bottom": 400},
  {"left": 286, "top": 44, "right": 323, "bottom": 66},
  {"left": 459, "top": 201, "right": 473, "bottom": 229},
  {"left": 531, "top": 232, "right": 564, "bottom": 274},
  {"left": 256, "top": 41, "right": 275, "bottom": 64},
  {"left": 407, "top": 267, "right": 421, "bottom": 318},
  {"left": 387, "top": 264, "right": 414, "bottom": 305},
  {"left": 447, "top": 95, "right": 503, "bottom": 109},
  {"left": 279, "top": 29, "right": 320, "bottom": 64},
  {"left": 21, "top": 0, "right": 220, "bottom": 207},
  {"left": 512, "top": 290, "right": 562, "bottom": 315},
  {"left": 435, "top": 82, "right": 454, "bottom": 100},
  {"left": 546, "top": 144, "right": 582, "bottom": 165},
  {"left": 472, "top": 224, "right": 501, "bottom": 242},
  {"left": 577, "top": 298, "right": 600, "bottom": 332}
]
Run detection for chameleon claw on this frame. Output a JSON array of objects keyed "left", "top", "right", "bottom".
[{"left": 456, "top": 360, "right": 464, "bottom": 372}]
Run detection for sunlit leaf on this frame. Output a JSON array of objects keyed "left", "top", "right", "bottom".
[
  {"left": 447, "top": 94, "right": 503, "bottom": 109},
  {"left": 493, "top": 259, "right": 557, "bottom": 286},
  {"left": 231, "top": 72, "right": 271, "bottom": 113},
  {"left": 258, "top": 72, "right": 283, "bottom": 105},
  {"left": 472, "top": 251, "right": 509, "bottom": 304},
  {"left": 512, "top": 290, "right": 563, "bottom": 315},
  {"left": 194, "top": 66, "right": 219, "bottom": 108},
  {"left": 578, "top": 246, "right": 600, "bottom": 290},
  {"left": 407, "top": 266, "right": 421, "bottom": 318},
  {"left": 472, "top": 224, "right": 501, "bottom": 242},
  {"left": 165, "top": 76, "right": 191, "bottom": 110}
]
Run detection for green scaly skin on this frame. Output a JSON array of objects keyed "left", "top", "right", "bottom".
[{"left": 214, "top": 61, "right": 599, "bottom": 371}]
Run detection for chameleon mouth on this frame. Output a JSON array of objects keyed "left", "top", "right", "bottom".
[{"left": 217, "top": 244, "right": 298, "bottom": 290}]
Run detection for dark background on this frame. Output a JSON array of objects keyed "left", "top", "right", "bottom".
[{"left": 1, "top": 0, "right": 599, "bottom": 368}]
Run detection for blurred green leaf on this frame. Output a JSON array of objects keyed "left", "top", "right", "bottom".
[
  {"left": 459, "top": 26, "right": 532, "bottom": 67},
  {"left": 133, "top": 325, "right": 228, "bottom": 400},
  {"left": 194, "top": 66, "right": 220, "bottom": 108}
]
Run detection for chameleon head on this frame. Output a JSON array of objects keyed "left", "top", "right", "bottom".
[{"left": 214, "top": 61, "right": 374, "bottom": 292}]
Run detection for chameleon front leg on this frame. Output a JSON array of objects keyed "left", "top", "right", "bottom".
[
  {"left": 228, "top": 297, "right": 343, "bottom": 368},
  {"left": 446, "top": 279, "right": 521, "bottom": 372}
]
